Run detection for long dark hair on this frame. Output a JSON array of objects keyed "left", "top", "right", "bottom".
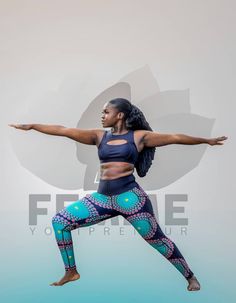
[{"left": 108, "top": 98, "right": 156, "bottom": 177}]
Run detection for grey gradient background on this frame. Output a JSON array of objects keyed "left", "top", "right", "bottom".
[{"left": 0, "top": 1, "right": 235, "bottom": 302}]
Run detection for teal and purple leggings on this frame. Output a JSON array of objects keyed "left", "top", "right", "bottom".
[{"left": 52, "top": 174, "right": 194, "bottom": 280}]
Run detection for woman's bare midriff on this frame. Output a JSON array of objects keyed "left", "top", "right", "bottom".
[{"left": 100, "top": 162, "right": 134, "bottom": 180}]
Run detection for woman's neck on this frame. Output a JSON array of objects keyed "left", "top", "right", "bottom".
[{"left": 111, "top": 126, "right": 129, "bottom": 134}]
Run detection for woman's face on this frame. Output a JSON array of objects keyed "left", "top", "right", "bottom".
[{"left": 101, "top": 103, "right": 120, "bottom": 127}]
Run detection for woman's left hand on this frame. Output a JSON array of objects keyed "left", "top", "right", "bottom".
[{"left": 208, "top": 136, "right": 228, "bottom": 146}]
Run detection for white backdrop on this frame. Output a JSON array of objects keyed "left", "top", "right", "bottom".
[{"left": 1, "top": 1, "right": 235, "bottom": 302}]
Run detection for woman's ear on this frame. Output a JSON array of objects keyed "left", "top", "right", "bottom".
[{"left": 118, "top": 112, "right": 125, "bottom": 120}]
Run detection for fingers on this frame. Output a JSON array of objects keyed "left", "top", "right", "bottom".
[
  {"left": 215, "top": 136, "right": 228, "bottom": 144},
  {"left": 218, "top": 136, "right": 228, "bottom": 141},
  {"left": 8, "top": 124, "right": 20, "bottom": 128},
  {"left": 209, "top": 136, "right": 228, "bottom": 145},
  {"left": 8, "top": 123, "right": 27, "bottom": 130}
]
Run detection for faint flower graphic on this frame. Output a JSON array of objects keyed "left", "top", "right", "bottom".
[{"left": 9, "top": 65, "right": 214, "bottom": 191}]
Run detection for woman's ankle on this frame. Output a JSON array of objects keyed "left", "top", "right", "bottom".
[{"left": 65, "top": 267, "right": 78, "bottom": 274}]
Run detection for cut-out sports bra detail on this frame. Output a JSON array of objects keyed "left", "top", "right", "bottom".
[
  {"left": 98, "top": 129, "right": 139, "bottom": 165},
  {"left": 106, "top": 139, "right": 128, "bottom": 145}
]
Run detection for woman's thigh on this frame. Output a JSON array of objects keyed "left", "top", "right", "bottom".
[
  {"left": 52, "top": 192, "right": 120, "bottom": 231},
  {"left": 110, "top": 184, "right": 160, "bottom": 239}
]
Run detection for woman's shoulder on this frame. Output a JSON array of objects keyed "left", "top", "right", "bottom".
[
  {"left": 96, "top": 129, "right": 108, "bottom": 147},
  {"left": 133, "top": 129, "right": 148, "bottom": 135},
  {"left": 133, "top": 129, "right": 149, "bottom": 140},
  {"left": 132, "top": 130, "right": 150, "bottom": 153}
]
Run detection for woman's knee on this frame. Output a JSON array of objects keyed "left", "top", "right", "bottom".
[
  {"left": 125, "top": 212, "right": 158, "bottom": 240},
  {"left": 51, "top": 212, "right": 64, "bottom": 231}
]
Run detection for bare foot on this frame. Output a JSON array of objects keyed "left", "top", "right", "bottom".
[
  {"left": 50, "top": 269, "right": 80, "bottom": 286},
  {"left": 187, "top": 275, "right": 201, "bottom": 291}
]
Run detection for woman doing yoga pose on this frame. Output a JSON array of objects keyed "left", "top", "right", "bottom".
[{"left": 9, "top": 98, "right": 228, "bottom": 290}]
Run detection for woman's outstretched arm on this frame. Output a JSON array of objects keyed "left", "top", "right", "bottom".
[
  {"left": 143, "top": 131, "right": 228, "bottom": 147},
  {"left": 8, "top": 123, "right": 66, "bottom": 135},
  {"left": 8, "top": 123, "right": 102, "bottom": 145}
]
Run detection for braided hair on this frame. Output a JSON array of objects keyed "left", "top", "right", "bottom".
[{"left": 108, "top": 98, "right": 156, "bottom": 177}]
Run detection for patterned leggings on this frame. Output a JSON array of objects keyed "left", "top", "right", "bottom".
[{"left": 52, "top": 175, "right": 194, "bottom": 280}]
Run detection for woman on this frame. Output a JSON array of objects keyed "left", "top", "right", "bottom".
[{"left": 9, "top": 98, "right": 227, "bottom": 290}]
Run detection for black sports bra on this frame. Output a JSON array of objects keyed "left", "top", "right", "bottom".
[{"left": 97, "top": 129, "right": 139, "bottom": 165}]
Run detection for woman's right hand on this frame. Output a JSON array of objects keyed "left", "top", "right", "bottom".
[{"left": 8, "top": 124, "right": 33, "bottom": 131}]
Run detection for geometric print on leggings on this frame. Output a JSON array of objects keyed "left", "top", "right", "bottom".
[
  {"left": 111, "top": 186, "right": 147, "bottom": 215},
  {"left": 125, "top": 212, "right": 158, "bottom": 239},
  {"left": 147, "top": 238, "right": 175, "bottom": 258},
  {"left": 169, "top": 258, "right": 193, "bottom": 278},
  {"left": 52, "top": 197, "right": 99, "bottom": 230},
  {"left": 51, "top": 197, "right": 104, "bottom": 272},
  {"left": 85, "top": 186, "right": 148, "bottom": 215},
  {"left": 51, "top": 217, "right": 77, "bottom": 272},
  {"left": 124, "top": 212, "right": 194, "bottom": 279},
  {"left": 121, "top": 190, "right": 194, "bottom": 280},
  {"left": 85, "top": 192, "right": 113, "bottom": 209},
  {"left": 83, "top": 213, "right": 112, "bottom": 226},
  {"left": 52, "top": 185, "right": 194, "bottom": 278}
]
